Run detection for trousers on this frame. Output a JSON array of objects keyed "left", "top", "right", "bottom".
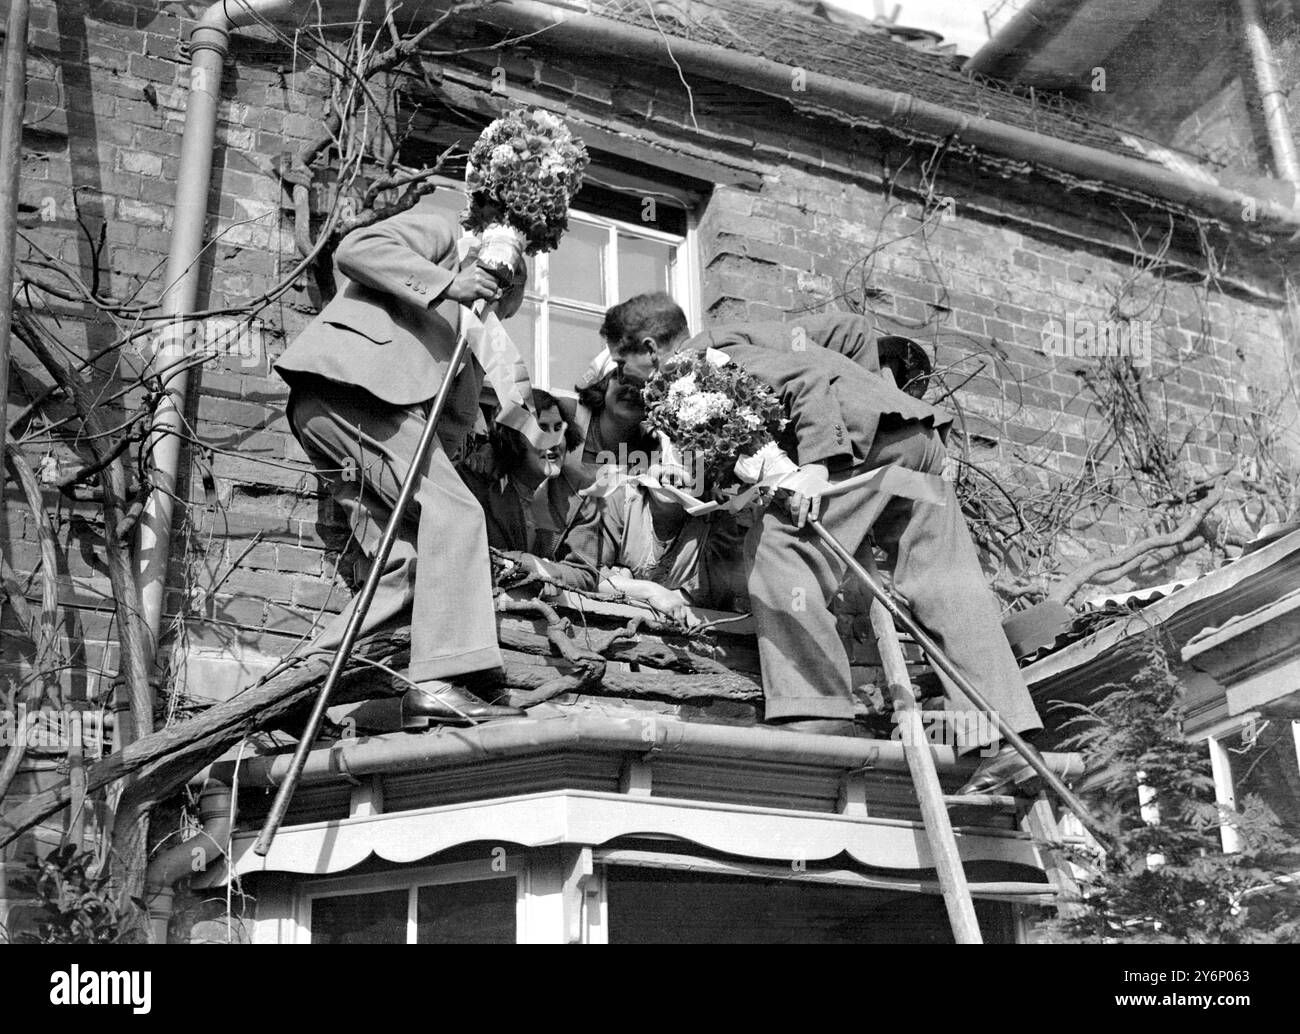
[
  {"left": 745, "top": 418, "right": 1042, "bottom": 751},
  {"left": 287, "top": 377, "right": 502, "bottom": 684}
]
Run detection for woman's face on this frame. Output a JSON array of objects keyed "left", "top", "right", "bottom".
[
  {"left": 521, "top": 404, "right": 568, "bottom": 481},
  {"left": 603, "top": 352, "right": 656, "bottom": 425}
]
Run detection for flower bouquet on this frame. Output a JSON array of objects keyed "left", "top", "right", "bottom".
[
  {"left": 460, "top": 109, "right": 588, "bottom": 452},
  {"left": 463, "top": 107, "right": 590, "bottom": 277},
  {"left": 642, "top": 351, "right": 789, "bottom": 491}
]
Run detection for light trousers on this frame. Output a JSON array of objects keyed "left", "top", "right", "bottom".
[
  {"left": 745, "top": 419, "right": 1042, "bottom": 751},
  {"left": 288, "top": 377, "right": 502, "bottom": 684}
]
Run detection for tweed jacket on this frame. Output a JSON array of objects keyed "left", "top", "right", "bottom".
[
  {"left": 685, "top": 314, "right": 952, "bottom": 469},
  {"left": 275, "top": 195, "right": 481, "bottom": 419}
]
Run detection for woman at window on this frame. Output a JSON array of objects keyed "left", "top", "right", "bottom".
[
  {"left": 574, "top": 296, "right": 685, "bottom": 476},
  {"left": 574, "top": 349, "right": 662, "bottom": 476},
  {"left": 459, "top": 389, "right": 591, "bottom": 570},
  {"left": 555, "top": 478, "right": 747, "bottom": 626}
]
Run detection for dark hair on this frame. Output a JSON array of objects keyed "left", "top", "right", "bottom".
[
  {"left": 494, "top": 389, "right": 583, "bottom": 473},
  {"left": 600, "top": 292, "right": 688, "bottom": 360},
  {"left": 877, "top": 335, "right": 933, "bottom": 400},
  {"left": 572, "top": 371, "right": 659, "bottom": 462},
  {"left": 576, "top": 372, "right": 613, "bottom": 416}
]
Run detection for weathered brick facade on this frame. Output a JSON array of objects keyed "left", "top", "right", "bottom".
[{"left": 2, "top": 0, "right": 1295, "bottom": 709}]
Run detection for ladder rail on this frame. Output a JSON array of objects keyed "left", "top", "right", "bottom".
[
  {"left": 869, "top": 589, "right": 984, "bottom": 943},
  {"left": 804, "top": 494, "right": 1095, "bottom": 942},
  {"left": 805, "top": 512, "right": 1105, "bottom": 845}
]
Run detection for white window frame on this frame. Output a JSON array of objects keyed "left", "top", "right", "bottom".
[
  {"left": 423, "top": 177, "right": 702, "bottom": 388},
  {"left": 294, "top": 858, "right": 527, "bottom": 945},
  {"left": 523, "top": 207, "right": 700, "bottom": 389}
]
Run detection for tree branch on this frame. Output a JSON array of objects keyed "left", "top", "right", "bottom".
[{"left": 1046, "top": 481, "right": 1229, "bottom": 604}]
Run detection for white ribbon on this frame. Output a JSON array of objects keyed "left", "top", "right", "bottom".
[
  {"left": 459, "top": 304, "right": 564, "bottom": 451},
  {"left": 582, "top": 459, "right": 948, "bottom": 517}
]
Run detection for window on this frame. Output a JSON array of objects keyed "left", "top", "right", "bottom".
[
  {"left": 422, "top": 186, "right": 695, "bottom": 392},
  {"left": 302, "top": 862, "right": 521, "bottom": 944},
  {"left": 603, "top": 868, "right": 1017, "bottom": 944}
]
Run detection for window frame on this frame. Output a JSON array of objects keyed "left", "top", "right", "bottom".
[
  {"left": 295, "top": 857, "right": 526, "bottom": 945},
  {"left": 420, "top": 177, "right": 701, "bottom": 389},
  {"left": 525, "top": 207, "right": 699, "bottom": 389}
]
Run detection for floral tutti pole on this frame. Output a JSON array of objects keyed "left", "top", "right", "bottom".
[{"left": 255, "top": 110, "right": 588, "bottom": 854}]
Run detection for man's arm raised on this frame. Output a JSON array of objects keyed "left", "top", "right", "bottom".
[{"left": 332, "top": 195, "right": 498, "bottom": 309}]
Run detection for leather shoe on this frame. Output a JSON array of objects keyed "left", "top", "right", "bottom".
[
  {"left": 401, "top": 681, "right": 525, "bottom": 729},
  {"left": 956, "top": 743, "right": 1035, "bottom": 795},
  {"left": 771, "top": 718, "right": 859, "bottom": 737}
]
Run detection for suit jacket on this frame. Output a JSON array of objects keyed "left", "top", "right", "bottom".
[
  {"left": 275, "top": 196, "right": 481, "bottom": 426},
  {"left": 686, "top": 314, "right": 952, "bottom": 468}
]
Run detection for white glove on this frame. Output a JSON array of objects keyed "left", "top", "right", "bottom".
[
  {"left": 776, "top": 462, "right": 830, "bottom": 528},
  {"left": 734, "top": 441, "right": 798, "bottom": 485}
]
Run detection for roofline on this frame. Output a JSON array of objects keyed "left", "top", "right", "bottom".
[
  {"left": 222, "top": 713, "right": 1084, "bottom": 789},
  {"left": 465, "top": 0, "right": 1300, "bottom": 238}
]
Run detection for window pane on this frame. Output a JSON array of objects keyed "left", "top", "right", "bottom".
[
  {"left": 619, "top": 233, "right": 673, "bottom": 297},
  {"left": 500, "top": 299, "right": 538, "bottom": 378},
  {"left": 549, "top": 307, "right": 606, "bottom": 392},
  {"left": 549, "top": 221, "right": 607, "bottom": 305},
  {"left": 606, "top": 869, "right": 1015, "bottom": 944},
  {"left": 416, "top": 880, "right": 516, "bottom": 944},
  {"left": 310, "top": 890, "right": 408, "bottom": 944}
]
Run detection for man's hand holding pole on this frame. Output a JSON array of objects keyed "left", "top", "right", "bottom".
[
  {"left": 780, "top": 462, "right": 829, "bottom": 528},
  {"left": 252, "top": 257, "right": 514, "bottom": 859}
]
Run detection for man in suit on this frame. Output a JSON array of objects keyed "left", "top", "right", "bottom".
[
  {"left": 601, "top": 293, "right": 1042, "bottom": 793},
  {"left": 275, "top": 194, "right": 527, "bottom": 726}
]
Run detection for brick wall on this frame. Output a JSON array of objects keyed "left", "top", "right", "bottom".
[{"left": 2, "top": 0, "right": 1295, "bottom": 707}]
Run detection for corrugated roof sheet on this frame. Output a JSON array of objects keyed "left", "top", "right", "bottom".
[
  {"left": 1081, "top": 578, "right": 1198, "bottom": 612},
  {"left": 1023, "top": 530, "right": 1300, "bottom": 709}
]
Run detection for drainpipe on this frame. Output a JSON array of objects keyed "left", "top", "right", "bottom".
[
  {"left": 474, "top": 0, "right": 1300, "bottom": 237},
  {"left": 135, "top": 0, "right": 309, "bottom": 679},
  {"left": 0, "top": 3, "right": 33, "bottom": 917},
  {"left": 0, "top": 0, "right": 29, "bottom": 519},
  {"left": 964, "top": 0, "right": 1085, "bottom": 80},
  {"left": 144, "top": 774, "right": 234, "bottom": 944},
  {"left": 1238, "top": 0, "right": 1300, "bottom": 188}
]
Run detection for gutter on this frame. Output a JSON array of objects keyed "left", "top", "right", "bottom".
[
  {"left": 964, "top": 0, "right": 1086, "bottom": 80},
  {"left": 221, "top": 714, "right": 1085, "bottom": 790},
  {"left": 473, "top": 0, "right": 1300, "bottom": 236},
  {"left": 144, "top": 773, "right": 234, "bottom": 944}
]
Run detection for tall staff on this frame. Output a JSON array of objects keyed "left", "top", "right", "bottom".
[
  {"left": 255, "top": 257, "right": 514, "bottom": 857},
  {"left": 256, "top": 110, "right": 589, "bottom": 856}
]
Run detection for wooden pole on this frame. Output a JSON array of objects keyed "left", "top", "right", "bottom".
[
  {"left": 806, "top": 513, "right": 1107, "bottom": 845},
  {"left": 864, "top": 563, "right": 983, "bottom": 944},
  {"left": 252, "top": 319, "right": 480, "bottom": 856}
]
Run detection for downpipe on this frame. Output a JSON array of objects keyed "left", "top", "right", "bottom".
[
  {"left": 144, "top": 774, "right": 234, "bottom": 944},
  {"left": 136, "top": 0, "right": 308, "bottom": 684}
]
